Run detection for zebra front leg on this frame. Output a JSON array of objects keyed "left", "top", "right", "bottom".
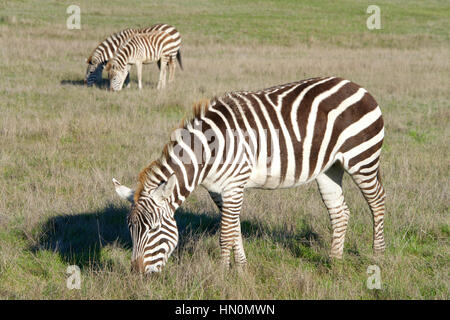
[
  {"left": 135, "top": 62, "right": 143, "bottom": 90},
  {"left": 316, "top": 163, "right": 350, "bottom": 259},
  {"left": 210, "top": 190, "right": 247, "bottom": 269},
  {"left": 232, "top": 219, "right": 247, "bottom": 270}
]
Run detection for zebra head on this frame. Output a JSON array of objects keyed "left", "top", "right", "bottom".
[
  {"left": 105, "top": 62, "right": 130, "bottom": 91},
  {"left": 84, "top": 57, "right": 104, "bottom": 87},
  {"left": 112, "top": 176, "right": 179, "bottom": 274}
]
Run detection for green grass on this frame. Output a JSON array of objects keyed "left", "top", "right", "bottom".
[
  {"left": 2, "top": 0, "right": 449, "bottom": 47},
  {"left": 0, "top": 0, "right": 449, "bottom": 299}
]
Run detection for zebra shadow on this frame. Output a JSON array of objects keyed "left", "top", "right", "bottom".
[
  {"left": 240, "top": 218, "right": 328, "bottom": 266},
  {"left": 32, "top": 205, "right": 326, "bottom": 270},
  {"left": 32, "top": 205, "right": 220, "bottom": 270},
  {"left": 175, "top": 208, "right": 327, "bottom": 265},
  {"left": 32, "top": 204, "right": 131, "bottom": 270},
  {"left": 175, "top": 210, "right": 327, "bottom": 266},
  {"left": 60, "top": 78, "right": 110, "bottom": 89}
]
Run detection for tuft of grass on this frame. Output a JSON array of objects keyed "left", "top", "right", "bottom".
[{"left": 408, "top": 129, "right": 427, "bottom": 143}]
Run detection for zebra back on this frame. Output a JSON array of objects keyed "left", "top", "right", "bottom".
[{"left": 141, "top": 24, "right": 182, "bottom": 69}]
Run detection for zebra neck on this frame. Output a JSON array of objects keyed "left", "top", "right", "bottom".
[
  {"left": 141, "top": 141, "right": 206, "bottom": 209},
  {"left": 163, "top": 141, "right": 206, "bottom": 208}
]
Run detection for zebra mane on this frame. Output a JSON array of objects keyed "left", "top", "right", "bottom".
[
  {"left": 86, "top": 48, "right": 102, "bottom": 65},
  {"left": 134, "top": 139, "right": 180, "bottom": 202},
  {"left": 177, "top": 99, "right": 211, "bottom": 128},
  {"left": 135, "top": 160, "right": 161, "bottom": 203},
  {"left": 105, "top": 50, "right": 125, "bottom": 71},
  {"left": 134, "top": 99, "right": 212, "bottom": 201},
  {"left": 105, "top": 34, "right": 141, "bottom": 72},
  {"left": 86, "top": 46, "right": 100, "bottom": 64},
  {"left": 86, "top": 43, "right": 104, "bottom": 65}
]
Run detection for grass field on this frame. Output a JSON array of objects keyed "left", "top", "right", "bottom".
[{"left": 0, "top": 0, "right": 449, "bottom": 299}]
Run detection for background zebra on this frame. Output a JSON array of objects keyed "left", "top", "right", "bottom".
[
  {"left": 84, "top": 24, "right": 181, "bottom": 87},
  {"left": 113, "top": 77, "right": 386, "bottom": 273},
  {"left": 105, "top": 29, "right": 182, "bottom": 91}
]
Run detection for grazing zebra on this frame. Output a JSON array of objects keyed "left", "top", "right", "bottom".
[
  {"left": 113, "top": 77, "right": 386, "bottom": 273},
  {"left": 84, "top": 24, "right": 181, "bottom": 87},
  {"left": 105, "top": 28, "right": 182, "bottom": 91}
]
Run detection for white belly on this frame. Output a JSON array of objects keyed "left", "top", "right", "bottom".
[{"left": 245, "top": 166, "right": 314, "bottom": 190}]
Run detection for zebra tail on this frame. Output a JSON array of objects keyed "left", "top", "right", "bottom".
[{"left": 176, "top": 49, "right": 183, "bottom": 70}]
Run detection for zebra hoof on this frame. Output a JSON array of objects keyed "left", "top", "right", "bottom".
[
  {"left": 329, "top": 252, "right": 343, "bottom": 260},
  {"left": 219, "top": 261, "right": 231, "bottom": 271},
  {"left": 373, "top": 248, "right": 385, "bottom": 257},
  {"left": 235, "top": 262, "right": 248, "bottom": 274}
]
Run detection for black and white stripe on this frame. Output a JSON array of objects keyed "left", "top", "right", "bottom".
[{"left": 114, "top": 77, "right": 386, "bottom": 273}]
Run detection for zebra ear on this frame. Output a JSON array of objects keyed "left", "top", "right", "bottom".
[
  {"left": 112, "top": 178, "right": 135, "bottom": 203},
  {"left": 153, "top": 174, "right": 177, "bottom": 203}
]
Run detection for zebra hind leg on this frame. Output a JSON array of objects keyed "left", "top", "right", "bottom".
[
  {"left": 135, "top": 62, "right": 143, "bottom": 90},
  {"left": 316, "top": 162, "right": 350, "bottom": 259},
  {"left": 349, "top": 162, "right": 386, "bottom": 256},
  {"left": 157, "top": 57, "right": 168, "bottom": 90},
  {"left": 168, "top": 57, "right": 176, "bottom": 83}
]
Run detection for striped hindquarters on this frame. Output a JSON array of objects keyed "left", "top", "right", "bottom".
[
  {"left": 141, "top": 24, "right": 181, "bottom": 59},
  {"left": 141, "top": 24, "right": 181, "bottom": 68}
]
